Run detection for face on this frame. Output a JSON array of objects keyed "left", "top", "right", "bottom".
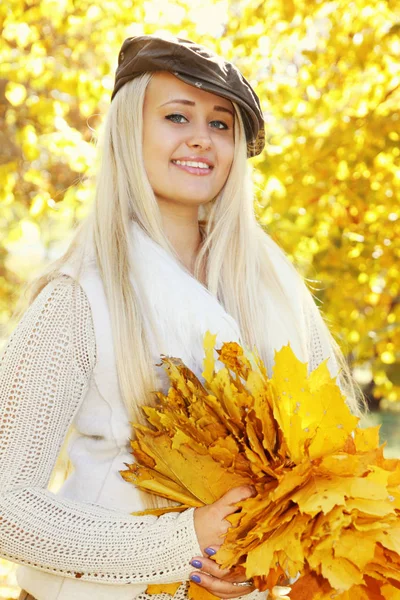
[{"left": 142, "top": 72, "right": 235, "bottom": 211}]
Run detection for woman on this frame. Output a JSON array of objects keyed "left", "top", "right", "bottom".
[{"left": 0, "top": 34, "right": 363, "bottom": 600}]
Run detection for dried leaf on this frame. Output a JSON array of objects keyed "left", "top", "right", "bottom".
[
  {"left": 146, "top": 583, "right": 182, "bottom": 595},
  {"left": 120, "top": 335, "right": 400, "bottom": 600},
  {"left": 188, "top": 581, "right": 219, "bottom": 600}
]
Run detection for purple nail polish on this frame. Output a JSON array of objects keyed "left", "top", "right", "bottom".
[
  {"left": 190, "top": 574, "right": 201, "bottom": 583},
  {"left": 204, "top": 547, "right": 216, "bottom": 556},
  {"left": 190, "top": 559, "right": 203, "bottom": 568}
]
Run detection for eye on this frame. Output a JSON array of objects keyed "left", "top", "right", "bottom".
[
  {"left": 165, "top": 113, "right": 188, "bottom": 124},
  {"left": 210, "top": 120, "right": 229, "bottom": 130}
]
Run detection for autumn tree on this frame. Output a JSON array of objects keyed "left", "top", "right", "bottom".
[{"left": 1, "top": 0, "right": 399, "bottom": 409}]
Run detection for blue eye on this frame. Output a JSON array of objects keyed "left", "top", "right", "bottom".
[
  {"left": 165, "top": 114, "right": 229, "bottom": 130},
  {"left": 210, "top": 120, "right": 228, "bottom": 130},
  {"left": 165, "top": 113, "right": 188, "bottom": 123}
]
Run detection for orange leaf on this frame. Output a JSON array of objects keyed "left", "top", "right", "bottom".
[{"left": 188, "top": 581, "right": 219, "bottom": 600}]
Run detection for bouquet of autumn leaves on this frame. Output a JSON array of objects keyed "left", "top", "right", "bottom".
[{"left": 121, "top": 332, "right": 400, "bottom": 600}]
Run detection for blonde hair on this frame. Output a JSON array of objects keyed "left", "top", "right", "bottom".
[{"left": 15, "top": 73, "right": 365, "bottom": 421}]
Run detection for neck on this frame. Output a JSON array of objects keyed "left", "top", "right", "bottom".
[{"left": 157, "top": 202, "right": 203, "bottom": 275}]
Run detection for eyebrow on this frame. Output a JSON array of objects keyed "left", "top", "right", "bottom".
[{"left": 159, "top": 99, "right": 234, "bottom": 117}]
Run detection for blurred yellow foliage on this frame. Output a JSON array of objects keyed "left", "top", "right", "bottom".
[{"left": 0, "top": 0, "right": 398, "bottom": 382}]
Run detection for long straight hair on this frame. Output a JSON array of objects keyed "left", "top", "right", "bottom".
[{"left": 17, "top": 73, "right": 365, "bottom": 422}]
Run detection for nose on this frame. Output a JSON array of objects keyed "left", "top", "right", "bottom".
[{"left": 186, "top": 124, "right": 212, "bottom": 151}]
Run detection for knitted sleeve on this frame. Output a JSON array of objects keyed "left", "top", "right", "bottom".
[{"left": 0, "top": 275, "right": 202, "bottom": 585}]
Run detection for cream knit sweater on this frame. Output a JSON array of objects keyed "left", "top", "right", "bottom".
[{"left": 0, "top": 223, "right": 338, "bottom": 600}]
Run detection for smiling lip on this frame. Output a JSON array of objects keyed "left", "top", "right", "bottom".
[{"left": 171, "top": 157, "right": 214, "bottom": 176}]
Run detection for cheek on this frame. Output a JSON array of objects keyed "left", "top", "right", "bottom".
[
  {"left": 143, "top": 128, "right": 160, "bottom": 164},
  {"left": 219, "top": 142, "right": 235, "bottom": 180},
  {"left": 142, "top": 129, "right": 172, "bottom": 184}
]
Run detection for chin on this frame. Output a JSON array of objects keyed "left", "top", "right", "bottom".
[
  {"left": 178, "top": 195, "right": 214, "bottom": 206},
  {"left": 182, "top": 188, "right": 218, "bottom": 203}
]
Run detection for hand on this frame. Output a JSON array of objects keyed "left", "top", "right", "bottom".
[
  {"left": 189, "top": 549, "right": 255, "bottom": 599},
  {"left": 191, "top": 486, "right": 256, "bottom": 598},
  {"left": 193, "top": 486, "right": 255, "bottom": 553}
]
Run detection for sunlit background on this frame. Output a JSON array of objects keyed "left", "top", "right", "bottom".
[{"left": 1, "top": 0, "right": 399, "bottom": 597}]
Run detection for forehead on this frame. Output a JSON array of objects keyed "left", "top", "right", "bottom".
[{"left": 145, "top": 71, "right": 234, "bottom": 112}]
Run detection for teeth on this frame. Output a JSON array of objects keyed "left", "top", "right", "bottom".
[{"left": 173, "top": 160, "right": 210, "bottom": 169}]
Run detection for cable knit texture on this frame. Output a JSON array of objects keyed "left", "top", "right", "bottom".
[{"left": 0, "top": 223, "right": 338, "bottom": 600}]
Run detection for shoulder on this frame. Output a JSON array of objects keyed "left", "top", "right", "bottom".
[
  {"left": 17, "top": 274, "right": 97, "bottom": 376},
  {"left": 32, "top": 274, "right": 93, "bottom": 321}
]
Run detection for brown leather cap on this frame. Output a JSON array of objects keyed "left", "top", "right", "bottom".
[{"left": 111, "top": 34, "right": 265, "bottom": 158}]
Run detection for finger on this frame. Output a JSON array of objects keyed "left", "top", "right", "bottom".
[
  {"left": 203, "top": 545, "right": 220, "bottom": 558},
  {"left": 192, "top": 555, "right": 249, "bottom": 584},
  {"left": 190, "top": 556, "right": 231, "bottom": 579},
  {"left": 189, "top": 572, "right": 255, "bottom": 599},
  {"left": 215, "top": 486, "right": 256, "bottom": 518}
]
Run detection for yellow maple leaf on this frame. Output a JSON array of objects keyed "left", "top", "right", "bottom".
[
  {"left": 333, "top": 529, "right": 377, "bottom": 570},
  {"left": 354, "top": 426, "right": 381, "bottom": 452},
  {"left": 245, "top": 513, "right": 308, "bottom": 578},
  {"left": 202, "top": 331, "right": 217, "bottom": 383},
  {"left": 133, "top": 428, "right": 251, "bottom": 505},
  {"left": 188, "top": 581, "right": 219, "bottom": 600},
  {"left": 381, "top": 584, "right": 400, "bottom": 600},
  {"left": 146, "top": 583, "right": 182, "bottom": 595},
  {"left": 120, "top": 334, "right": 400, "bottom": 600},
  {"left": 122, "top": 464, "right": 200, "bottom": 507},
  {"left": 320, "top": 554, "right": 364, "bottom": 591},
  {"left": 271, "top": 345, "right": 359, "bottom": 463}
]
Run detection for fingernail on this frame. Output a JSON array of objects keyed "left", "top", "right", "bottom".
[
  {"left": 204, "top": 547, "right": 216, "bottom": 556},
  {"left": 190, "top": 574, "right": 201, "bottom": 583},
  {"left": 190, "top": 559, "right": 203, "bottom": 568}
]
